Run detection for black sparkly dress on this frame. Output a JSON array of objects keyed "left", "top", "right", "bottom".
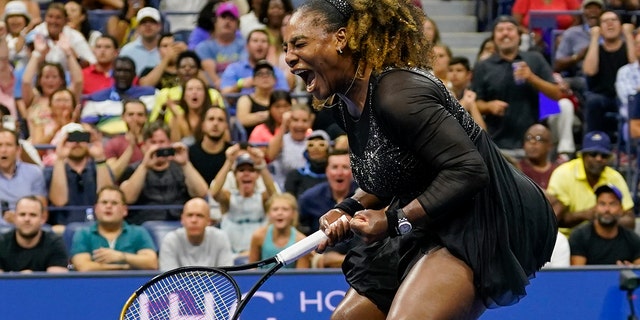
[{"left": 332, "top": 68, "right": 557, "bottom": 312}]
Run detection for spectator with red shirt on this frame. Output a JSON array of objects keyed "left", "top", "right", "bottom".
[
  {"left": 82, "top": 35, "right": 119, "bottom": 95},
  {"left": 518, "top": 123, "right": 558, "bottom": 190}
]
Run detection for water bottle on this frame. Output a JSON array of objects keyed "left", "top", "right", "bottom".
[{"left": 85, "top": 207, "right": 95, "bottom": 222}]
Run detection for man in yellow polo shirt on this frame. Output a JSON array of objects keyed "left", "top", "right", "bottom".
[{"left": 547, "top": 131, "right": 635, "bottom": 235}]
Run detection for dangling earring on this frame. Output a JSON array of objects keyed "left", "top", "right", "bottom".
[{"left": 338, "top": 47, "right": 343, "bottom": 54}]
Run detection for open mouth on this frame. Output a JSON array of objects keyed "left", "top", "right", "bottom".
[{"left": 293, "top": 69, "right": 316, "bottom": 93}]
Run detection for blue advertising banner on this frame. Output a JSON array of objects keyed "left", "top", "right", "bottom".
[{"left": 0, "top": 268, "right": 639, "bottom": 319}]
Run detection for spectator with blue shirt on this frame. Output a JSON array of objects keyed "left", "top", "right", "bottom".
[
  {"left": 118, "top": 7, "right": 162, "bottom": 76},
  {"left": 297, "top": 149, "right": 357, "bottom": 236},
  {"left": 70, "top": 185, "right": 158, "bottom": 271},
  {"left": 195, "top": 2, "right": 245, "bottom": 89},
  {"left": 220, "top": 29, "right": 290, "bottom": 95},
  {"left": 0, "top": 128, "right": 47, "bottom": 225}
]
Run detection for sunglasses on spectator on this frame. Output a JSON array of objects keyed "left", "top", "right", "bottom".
[{"left": 583, "top": 151, "right": 611, "bottom": 159}]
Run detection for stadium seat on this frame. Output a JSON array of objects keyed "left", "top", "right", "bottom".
[
  {"left": 141, "top": 220, "right": 182, "bottom": 250},
  {"left": 173, "top": 29, "right": 192, "bottom": 43}
]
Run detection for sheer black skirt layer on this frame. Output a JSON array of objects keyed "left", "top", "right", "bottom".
[{"left": 342, "top": 132, "right": 557, "bottom": 312}]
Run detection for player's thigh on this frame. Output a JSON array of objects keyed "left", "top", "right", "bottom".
[
  {"left": 387, "top": 247, "right": 486, "bottom": 320},
  {"left": 331, "top": 288, "right": 386, "bottom": 320}
]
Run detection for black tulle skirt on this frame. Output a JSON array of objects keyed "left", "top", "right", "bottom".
[{"left": 342, "top": 132, "right": 558, "bottom": 312}]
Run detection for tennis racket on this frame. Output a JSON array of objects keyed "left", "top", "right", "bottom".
[{"left": 119, "top": 215, "right": 348, "bottom": 320}]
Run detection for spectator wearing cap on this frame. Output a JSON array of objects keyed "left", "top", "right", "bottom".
[
  {"left": 118, "top": 6, "right": 162, "bottom": 76},
  {"left": 210, "top": 143, "right": 277, "bottom": 255},
  {"left": 195, "top": 2, "right": 245, "bottom": 89},
  {"left": 106, "top": 0, "right": 156, "bottom": 47},
  {"left": 0, "top": 1, "right": 41, "bottom": 33},
  {"left": 554, "top": 0, "right": 604, "bottom": 97},
  {"left": 235, "top": 60, "right": 278, "bottom": 137},
  {"left": 45, "top": 123, "right": 114, "bottom": 225},
  {"left": 267, "top": 103, "right": 314, "bottom": 189},
  {"left": 569, "top": 184, "right": 640, "bottom": 265},
  {"left": 220, "top": 29, "right": 289, "bottom": 95},
  {"left": 30, "top": 2, "right": 96, "bottom": 69},
  {"left": 285, "top": 129, "right": 331, "bottom": 198},
  {"left": 3, "top": 1, "right": 31, "bottom": 68},
  {"left": 547, "top": 131, "right": 635, "bottom": 235}
]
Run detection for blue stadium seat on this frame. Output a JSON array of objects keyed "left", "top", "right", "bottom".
[
  {"left": 63, "top": 222, "right": 93, "bottom": 253},
  {"left": 0, "top": 224, "right": 12, "bottom": 234},
  {"left": 87, "top": 10, "right": 119, "bottom": 34},
  {"left": 141, "top": 220, "right": 182, "bottom": 250}
]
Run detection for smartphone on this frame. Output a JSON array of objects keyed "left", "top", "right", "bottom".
[
  {"left": 67, "top": 131, "right": 91, "bottom": 143},
  {"left": 155, "top": 147, "right": 176, "bottom": 157}
]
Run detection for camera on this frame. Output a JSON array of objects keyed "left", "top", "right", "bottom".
[
  {"left": 155, "top": 147, "right": 176, "bottom": 157},
  {"left": 238, "top": 142, "right": 249, "bottom": 150},
  {"left": 620, "top": 270, "right": 640, "bottom": 291},
  {"left": 67, "top": 131, "right": 91, "bottom": 143}
]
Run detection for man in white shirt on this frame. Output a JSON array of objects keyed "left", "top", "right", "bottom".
[{"left": 159, "top": 197, "right": 234, "bottom": 270}]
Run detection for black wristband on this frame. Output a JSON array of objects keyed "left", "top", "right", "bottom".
[
  {"left": 95, "top": 159, "right": 107, "bottom": 165},
  {"left": 386, "top": 208, "right": 400, "bottom": 238},
  {"left": 334, "top": 198, "right": 364, "bottom": 216}
]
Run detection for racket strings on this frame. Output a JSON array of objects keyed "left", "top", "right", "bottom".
[{"left": 123, "top": 270, "right": 240, "bottom": 320}]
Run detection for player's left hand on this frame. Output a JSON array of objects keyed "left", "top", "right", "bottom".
[{"left": 350, "top": 209, "right": 388, "bottom": 244}]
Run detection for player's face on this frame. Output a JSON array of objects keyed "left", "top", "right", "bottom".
[{"left": 284, "top": 11, "right": 348, "bottom": 100}]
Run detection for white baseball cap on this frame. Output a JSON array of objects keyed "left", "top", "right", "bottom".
[{"left": 136, "top": 7, "right": 161, "bottom": 23}]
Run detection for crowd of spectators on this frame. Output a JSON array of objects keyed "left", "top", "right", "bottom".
[{"left": 1, "top": 0, "right": 640, "bottom": 273}]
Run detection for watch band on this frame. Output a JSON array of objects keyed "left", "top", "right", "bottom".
[{"left": 385, "top": 208, "right": 401, "bottom": 237}]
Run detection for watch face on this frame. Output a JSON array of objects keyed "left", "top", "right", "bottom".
[{"left": 398, "top": 221, "right": 412, "bottom": 235}]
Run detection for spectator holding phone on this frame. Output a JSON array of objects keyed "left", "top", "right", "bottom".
[
  {"left": 119, "top": 121, "right": 208, "bottom": 225},
  {"left": 103, "top": 99, "right": 147, "bottom": 181},
  {"left": 45, "top": 123, "right": 114, "bottom": 225}
]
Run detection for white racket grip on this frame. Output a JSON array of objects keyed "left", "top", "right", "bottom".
[{"left": 276, "top": 215, "right": 349, "bottom": 265}]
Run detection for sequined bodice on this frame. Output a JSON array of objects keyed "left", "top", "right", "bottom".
[{"left": 336, "top": 68, "right": 481, "bottom": 201}]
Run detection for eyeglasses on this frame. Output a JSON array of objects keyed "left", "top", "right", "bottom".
[
  {"left": 583, "top": 151, "right": 611, "bottom": 159},
  {"left": 524, "top": 134, "right": 548, "bottom": 144}
]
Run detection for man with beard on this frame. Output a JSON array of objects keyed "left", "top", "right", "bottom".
[
  {"left": 297, "top": 149, "right": 357, "bottom": 236},
  {"left": 220, "top": 29, "right": 290, "bottom": 95},
  {"left": 119, "top": 122, "right": 208, "bottom": 225},
  {"left": 189, "top": 107, "right": 231, "bottom": 185},
  {"left": 472, "top": 15, "right": 564, "bottom": 159},
  {"left": 80, "top": 56, "right": 157, "bottom": 136},
  {"left": 70, "top": 186, "right": 158, "bottom": 271},
  {"left": 0, "top": 196, "right": 68, "bottom": 273},
  {"left": 548, "top": 131, "right": 635, "bottom": 235},
  {"left": 45, "top": 123, "right": 114, "bottom": 225},
  {"left": 104, "top": 99, "right": 147, "bottom": 181},
  {"left": 569, "top": 184, "right": 640, "bottom": 265}
]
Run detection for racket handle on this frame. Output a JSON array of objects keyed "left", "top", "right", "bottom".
[{"left": 277, "top": 215, "right": 348, "bottom": 265}]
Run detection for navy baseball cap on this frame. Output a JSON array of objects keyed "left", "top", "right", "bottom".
[
  {"left": 595, "top": 184, "right": 623, "bottom": 201},
  {"left": 580, "top": 131, "right": 612, "bottom": 155}
]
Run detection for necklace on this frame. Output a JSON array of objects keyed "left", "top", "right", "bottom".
[{"left": 323, "top": 64, "right": 361, "bottom": 109}]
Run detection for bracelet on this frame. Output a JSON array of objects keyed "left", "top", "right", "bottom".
[
  {"left": 254, "top": 163, "right": 266, "bottom": 170},
  {"left": 334, "top": 198, "right": 364, "bottom": 216},
  {"left": 95, "top": 159, "right": 107, "bottom": 166},
  {"left": 236, "top": 78, "right": 244, "bottom": 90},
  {"left": 385, "top": 208, "right": 400, "bottom": 238}
]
